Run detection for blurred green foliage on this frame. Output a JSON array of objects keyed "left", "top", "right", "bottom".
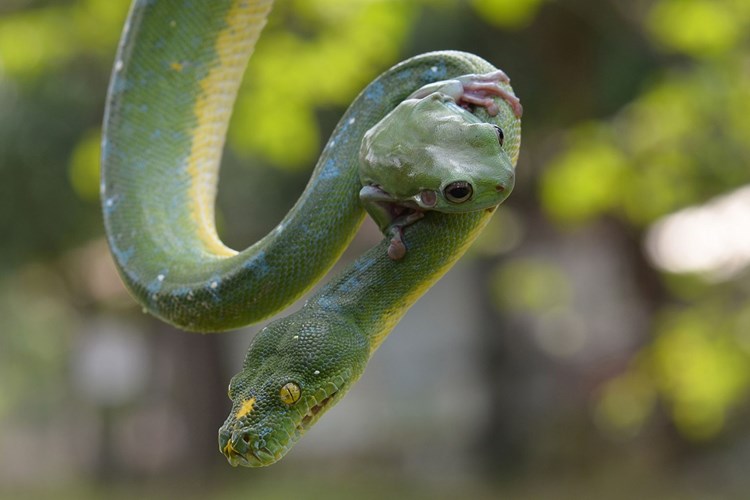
[
  {"left": 491, "top": 258, "right": 571, "bottom": 313},
  {"left": 0, "top": 0, "right": 127, "bottom": 77},
  {"left": 0, "top": 265, "right": 73, "bottom": 420},
  {"left": 471, "top": 0, "right": 547, "bottom": 29},
  {"left": 541, "top": 66, "right": 750, "bottom": 227},
  {"left": 538, "top": 0, "right": 750, "bottom": 441},
  {"left": 2, "top": 0, "right": 750, "bottom": 495},
  {"left": 647, "top": 0, "right": 746, "bottom": 58},
  {"left": 651, "top": 304, "right": 750, "bottom": 439},
  {"left": 594, "top": 368, "right": 657, "bottom": 440},
  {"left": 230, "top": 0, "right": 415, "bottom": 169}
]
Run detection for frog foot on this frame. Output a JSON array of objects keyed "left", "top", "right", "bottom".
[
  {"left": 408, "top": 70, "right": 523, "bottom": 119},
  {"left": 457, "top": 71, "right": 523, "bottom": 118},
  {"left": 385, "top": 211, "right": 424, "bottom": 260},
  {"left": 386, "top": 227, "right": 407, "bottom": 261},
  {"left": 359, "top": 185, "right": 425, "bottom": 260}
]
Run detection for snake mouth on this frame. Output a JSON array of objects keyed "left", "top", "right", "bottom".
[
  {"left": 219, "top": 390, "right": 341, "bottom": 467},
  {"left": 297, "top": 391, "right": 338, "bottom": 432},
  {"left": 223, "top": 442, "right": 260, "bottom": 467},
  {"left": 220, "top": 430, "right": 272, "bottom": 467}
]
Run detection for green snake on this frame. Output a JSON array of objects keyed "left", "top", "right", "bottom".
[{"left": 102, "top": 0, "right": 521, "bottom": 467}]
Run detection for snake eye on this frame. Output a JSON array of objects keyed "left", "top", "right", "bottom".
[
  {"left": 444, "top": 181, "right": 473, "bottom": 204},
  {"left": 494, "top": 125, "right": 504, "bottom": 147},
  {"left": 279, "top": 382, "right": 301, "bottom": 405}
]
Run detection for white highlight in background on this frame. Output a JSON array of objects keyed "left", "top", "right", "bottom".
[{"left": 645, "top": 184, "right": 750, "bottom": 280}]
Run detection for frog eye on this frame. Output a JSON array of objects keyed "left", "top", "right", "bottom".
[
  {"left": 419, "top": 189, "right": 437, "bottom": 208},
  {"left": 279, "top": 382, "right": 301, "bottom": 405},
  {"left": 444, "top": 181, "right": 473, "bottom": 204},
  {"left": 494, "top": 125, "right": 504, "bottom": 147}
]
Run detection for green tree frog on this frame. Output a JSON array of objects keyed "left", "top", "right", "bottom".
[{"left": 359, "top": 71, "right": 522, "bottom": 259}]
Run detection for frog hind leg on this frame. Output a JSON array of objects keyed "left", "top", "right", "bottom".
[{"left": 359, "top": 185, "right": 424, "bottom": 260}]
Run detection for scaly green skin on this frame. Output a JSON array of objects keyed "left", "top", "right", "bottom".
[
  {"left": 103, "top": 0, "right": 358, "bottom": 332},
  {"left": 102, "top": 0, "right": 521, "bottom": 467},
  {"left": 219, "top": 52, "right": 520, "bottom": 466}
]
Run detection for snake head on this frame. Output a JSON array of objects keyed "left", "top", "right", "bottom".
[{"left": 219, "top": 310, "right": 368, "bottom": 467}]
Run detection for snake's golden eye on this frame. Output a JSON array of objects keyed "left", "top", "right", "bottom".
[
  {"left": 444, "top": 181, "right": 473, "bottom": 204},
  {"left": 279, "top": 382, "right": 301, "bottom": 405},
  {"left": 494, "top": 125, "right": 504, "bottom": 146}
]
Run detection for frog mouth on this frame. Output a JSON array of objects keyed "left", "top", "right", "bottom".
[{"left": 359, "top": 185, "right": 426, "bottom": 229}]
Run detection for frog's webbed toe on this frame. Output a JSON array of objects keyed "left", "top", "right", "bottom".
[
  {"left": 386, "top": 227, "right": 407, "bottom": 261},
  {"left": 457, "top": 71, "right": 523, "bottom": 118},
  {"left": 384, "top": 211, "right": 424, "bottom": 260},
  {"left": 408, "top": 71, "right": 522, "bottom": 119}
]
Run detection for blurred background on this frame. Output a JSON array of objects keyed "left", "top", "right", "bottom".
[{"left": 1, "top": 0, "right": 750, "bottom": 498}]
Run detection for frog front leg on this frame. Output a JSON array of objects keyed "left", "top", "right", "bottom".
[
  {"left": 409, "top": 70, "right": 523, "bottom": 118},
  {"left": 359, "top": 185, "right": 426, "bottom": 260}
]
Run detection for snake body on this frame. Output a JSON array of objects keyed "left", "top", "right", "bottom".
[{"left": 102, "top": 0, "right": 520, "bottom": 466}]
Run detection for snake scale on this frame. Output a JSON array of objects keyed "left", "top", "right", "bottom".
[{"left": 102, "top": 0, "right": 521, "bottom": 466}]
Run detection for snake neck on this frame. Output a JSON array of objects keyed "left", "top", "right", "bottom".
[
  {"left": 302, "top": 53, "right": 514, "bottom": 350},
  {"left": 308, "top": 207, "right": 494, "bottom": 352}
]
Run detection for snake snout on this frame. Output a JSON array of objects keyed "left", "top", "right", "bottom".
[{"left": 219, "top": 427, "right": 263, "bottom": 467}]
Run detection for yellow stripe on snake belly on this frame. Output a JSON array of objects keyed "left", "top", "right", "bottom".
[
  {"left": 103, "top": 0, "right": 521, "bottom": 466},
  {"left": 187, "top": 0, "right": 273, "bottom": 257}
]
